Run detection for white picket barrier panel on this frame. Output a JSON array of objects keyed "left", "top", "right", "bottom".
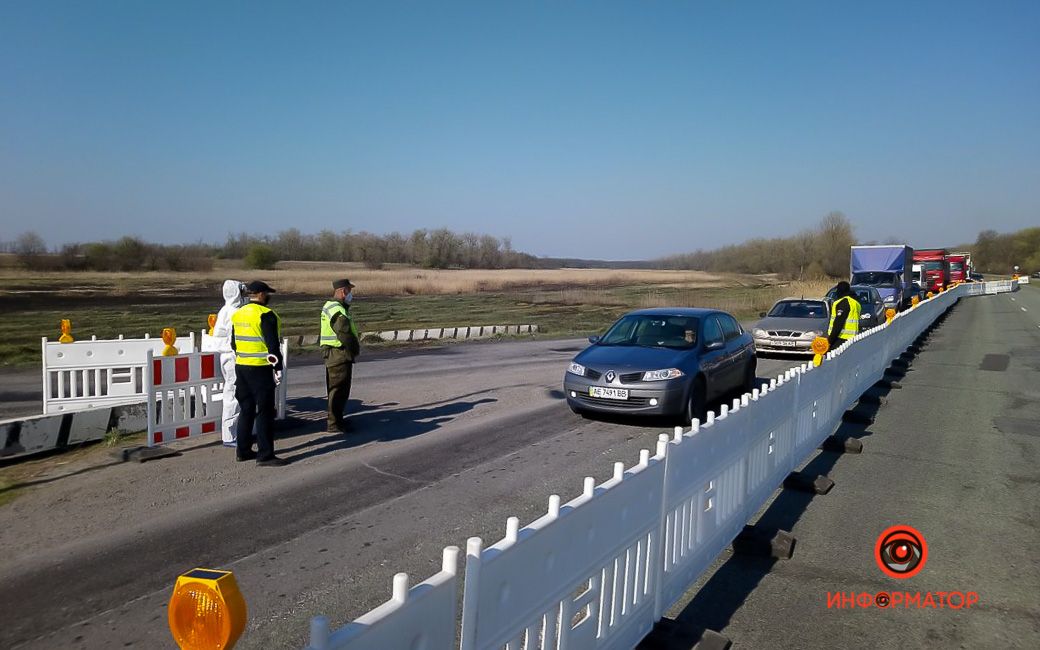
[
  {"left": 145, "top": 350, "right": 222, "bottom": 446},
  {"left": 199, "top": 332, "right": 289, "bottom": 420},
  {"left": 41, "top": 333, "right": 196, "bottom": 414},
  {"left": 304, "top": 285, "right": 967, "bottom": 650},
  {"left": 461, "top": 444, "right": 667, "bottom": 650},
  {"left": 306, "top": 547, "right": 461, "bottom": 650},
  {"left": 1019, "top": 276, "right": 1030, "bottom": 284}
]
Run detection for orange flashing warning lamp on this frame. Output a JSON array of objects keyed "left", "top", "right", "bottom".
[
  {"left": 885, "top": 308, "right": 896, "bottom": 324},
  {"left": 161, "top": 327, "right": 179, "bottom": 356},
  {"left": 207, "top": 314, "right": 217, "bottom": 335},
  {"left": 811, "top": 336, "right": 829, "bottom": 367},
  {"left": 59, "top": 319, "right": 74, "bottom": 343},
  {"left": 168, "top": 568, "right": 247, "bottom": 650}
]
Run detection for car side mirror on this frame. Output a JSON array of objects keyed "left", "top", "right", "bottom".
[
  {"left": 758, "top": 311, "right": 766, "bottom": 318},
  {"left": 588, "top": 335, "right": 600, "bottom": 344},
  {"left": 704, "top": 339, "right": 724, "bottom": 351}
]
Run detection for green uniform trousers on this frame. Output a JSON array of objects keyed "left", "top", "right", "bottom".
[{"left": 325, "top": 361, "right": 353, "bottom": 428}]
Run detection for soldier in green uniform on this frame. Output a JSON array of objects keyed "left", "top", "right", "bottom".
[{"left": 320, "top": 279, "right": 361, "bottom": 432}]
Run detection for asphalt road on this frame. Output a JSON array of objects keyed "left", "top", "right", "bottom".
[
  {"left": 0, "top": 336, "right": 800, "bottom": 649},
  {"left": 665, "top": 286, "right": 1040, "bottom": 648}
]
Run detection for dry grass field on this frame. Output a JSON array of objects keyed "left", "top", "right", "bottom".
[
  {"left": 0, "top": 262, "right": 837, "bottom": 367},
  {"left": 0, "top": 262, "right": 733, "bottom": 299}
]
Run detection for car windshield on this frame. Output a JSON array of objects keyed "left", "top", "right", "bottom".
[
  {"left": 826, "top": 288, "right": 876, "bottom": 306},
  {"left": 921, "top": 261, "right": 943, "bottom": 271},
  {"left": 766, "top": 301, "right": 827, "bottom": 318},
  {"left": 950, "top": 262, "right": 964, "bottom": 271},
  {"left": 851, "top": 272, "right": 897, "bottom": 287},
  {"left": 599, "top": 315, "right": 700, "bottom": 349}
]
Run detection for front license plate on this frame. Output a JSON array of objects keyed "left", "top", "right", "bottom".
[
  {"left": 775, "top": 340, "right": 798, "bottom": 347},
  {"left": 589, "top": 387, "right": 629, "bottom": 400}
]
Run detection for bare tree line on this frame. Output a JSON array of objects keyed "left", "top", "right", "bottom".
[
  {"left": 2, "top": 228, "right": 540, "bottom": 271},
  {"left": 658, "top": 213, "right": 856, "bottom": 278},
  {"left": 969, "top": 227, "right": 1040, "bottom": 274}
]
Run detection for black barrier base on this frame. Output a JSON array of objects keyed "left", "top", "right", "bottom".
[
  {"left": 113, "top": 445, "right": 181, "bottom": 463},
  {"left": 841, "top": 408, "right": 874, "bottom": 425},
  {"left": 784, "top": 471, "right": 835, "bottom": 495},
  {"left": 858, "top": 393, "right": 886, "bottom": 406},
  {"left": 732, "top": 526, "right": 796, "bottom": 559},
  {"left": 638, "top": 619, "right": 732, "bottom": 650},
  {"left": 821, "top": 435, "right": 864, "bottom": 454}
]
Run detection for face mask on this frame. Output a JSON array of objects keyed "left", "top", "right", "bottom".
[{"left": 345, "top": 291, "right": 354, "bottom": 304}]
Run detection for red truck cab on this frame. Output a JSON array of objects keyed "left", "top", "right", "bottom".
[
  {"left": 947, "top": 253, "right": 968, "bottom": 284},
  {"left": 913, "top": 248, "right": 949, "bottom": 292}
]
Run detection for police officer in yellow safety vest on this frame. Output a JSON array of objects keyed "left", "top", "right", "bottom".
[
  {"left": 231, "top": 280, "right": 289, "bottom": 467},
  {"left": 321, "top": 279, "right": 361, "bottom": 433},
  {"left": 827, "top": 281, "right": 861, "bottom": 351}
]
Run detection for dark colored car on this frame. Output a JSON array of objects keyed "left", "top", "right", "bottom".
[
  {"left": 564, "top": 308, "right": 756, "bottom": 423},
  {"left": 825, "top": 285, "right": 885, "bottom": 330},
  {"left": 911, "top": 281, "right": 926, "bottom": 300}
]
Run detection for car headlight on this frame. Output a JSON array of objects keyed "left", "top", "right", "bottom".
[
  {"left": 642, "top": 368, "right": 684, "bottom": 381},
  {"left": 753, "top": 328, "right": 767, "bottom": 338},
  {"left": 567, "top": 362, "right": 586, "bottom": 376},
  {"left": 883, "top": 296, "right": 896, "bottom": 304}
]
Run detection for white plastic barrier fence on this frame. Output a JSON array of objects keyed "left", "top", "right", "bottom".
[
  {"left": 145, "top": 350, "right": 222, "bottom": 446},
  {"left": 307, "top": 547, "right": 460, "bottom": 650},
  {"left": 305, "top": 287, "right": 965, "bottom": 650},
  {"left": 41, "top": 333, "right": 196, "bottom": 414},
  {"left": 963, "top": 279, "right": 1018, "bottom": 296},
  {"left": 199, "top": 332, "right": 289, "bottom": 420},
  {"left": 1018, "top": 276, "right": 1030, "bottom": 285}
]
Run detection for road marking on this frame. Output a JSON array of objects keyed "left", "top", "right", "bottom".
[{"left": 1022, "top": 307, "right": 1028, "bottom": 312}]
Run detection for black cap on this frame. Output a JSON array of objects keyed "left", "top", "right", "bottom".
[
  {"left": 244, "top": 280, "right": 276, "bottom": 294},
  {"left": 333, "top": 278, "right": 355, "bottom": 290},
  {"left": 835, "top": 281, "right": 851, "bottom": 295}
]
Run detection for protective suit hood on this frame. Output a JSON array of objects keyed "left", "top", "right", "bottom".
[{"left": 223, "top": 280, "right": 245, "bottom": 307}]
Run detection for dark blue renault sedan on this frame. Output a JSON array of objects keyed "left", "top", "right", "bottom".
[{"left": 564, "top": 308, "right": 757, "bottom": 423}]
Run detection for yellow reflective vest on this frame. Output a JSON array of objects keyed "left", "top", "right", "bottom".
[
  {"left": 829, "top": 295, "right": 861, "bottom": 340},
  {"left": 233, "top": 302, "right": 280, "bottom": 366},
  {"left": 320, "top": 300, "right": 359, "bottom": 348}
]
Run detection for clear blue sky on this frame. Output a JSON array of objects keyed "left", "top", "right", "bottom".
[{"left": 2, "top": 1, "right": 1038, "bottom": 259}]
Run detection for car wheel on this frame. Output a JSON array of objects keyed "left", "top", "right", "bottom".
[
  {"left": 683, "top": 377, "right": 708, "bottom": 425},
  {"left": 743, "top": 357, "right": 757, "bottom": 392}
]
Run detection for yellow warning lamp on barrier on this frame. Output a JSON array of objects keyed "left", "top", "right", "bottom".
[
  {"left": 58, "top": 319, "right": 74, "bottom": 344},
  {"left": 168, "top": 568, "right": 247, "bottom": 650},
  {"left": 811, "top": 336, "right": 829, "bottom": 367},
  {"left": 911, "top": 295, "right": 920, "bottom": 307},
  {"left": 926, "top": 291, "right": 934, "bottom": 299},
  {"left": 885, "top": 308, "right": 896, "bottom": 324},
  {"left": 207, "top": 314, "right": 217, "bottom": 335},
  {"left": 161, "top": 327, "right": 179, "bottom": 356}
]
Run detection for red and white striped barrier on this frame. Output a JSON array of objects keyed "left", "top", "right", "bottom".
[{"left": 146, "top": 351, "right": 223, "bottom": 446}]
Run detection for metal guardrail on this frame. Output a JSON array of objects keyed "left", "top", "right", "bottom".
[{"left": 302, "top": 286, "right": 965, "bottom": 650}]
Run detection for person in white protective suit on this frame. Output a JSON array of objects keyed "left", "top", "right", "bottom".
[{"left": 212, "top": 280, "right": 247, "bottom": 446}]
